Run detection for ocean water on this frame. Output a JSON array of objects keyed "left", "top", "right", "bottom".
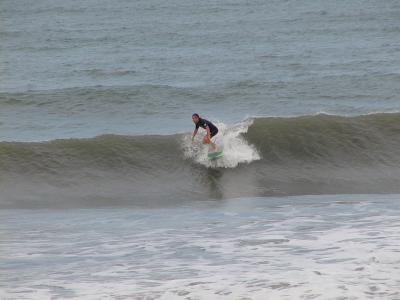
[
  {"left": 1, "top": 0, "right": 400, "bottom": 141},
  {"left": 1, "top": 0, "right": 400, "bottom": 299},
  {"left": 1, "top": 195, "right": 400, "bottom": 299}
]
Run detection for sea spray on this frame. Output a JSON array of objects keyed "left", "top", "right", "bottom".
[{"left": 182, "top": 119, "right": 260, "bottom": 168}]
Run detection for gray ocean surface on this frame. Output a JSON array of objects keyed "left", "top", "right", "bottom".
[
  {"left": 1, "top": 0, "right": 400, "bottom": 140},
  {"left": 1, "top": 0, "right": 400, "bottom": 299}
]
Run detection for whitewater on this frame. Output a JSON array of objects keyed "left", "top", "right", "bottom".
[{"left": 2, "top": 195, "right": 400, "bottom": 299}]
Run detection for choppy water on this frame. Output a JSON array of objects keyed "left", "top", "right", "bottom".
[
  {"left": 2, "top": 0, "right": 400, "bottom": 299},
  {"left": 1, "top": 194, "right": 400, "bottom": 299},
  {"left": 1, "top": 0, "right": 400, "bottom": 140}
]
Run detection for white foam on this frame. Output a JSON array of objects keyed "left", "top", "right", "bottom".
[
  {"left": 182, "top": 119, "right": 260, "bottom": 168},
  {"left": 1, "top": 195, "right": 400, "bottom": 299}
]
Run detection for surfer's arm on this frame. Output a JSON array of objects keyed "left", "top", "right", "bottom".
[{"left": 192, "top": 128, "right": 198, "bottom": 142}]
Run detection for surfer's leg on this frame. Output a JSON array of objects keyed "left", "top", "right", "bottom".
[
  {"left": 210, "top": 142, "right": 216, "bottom": 151},
  {"left": 209, "top": 131, "right": 218, "bottom": 151},
  {"left": 202, "top": 135, "right": 210, "bottom": 145},
  {"left": 203, "top": 131, "right": 217, "bottom": 151}
]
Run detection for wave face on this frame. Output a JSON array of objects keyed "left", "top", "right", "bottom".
[{"left": 2, "top": 113, "right": 400, "bottom": 208}]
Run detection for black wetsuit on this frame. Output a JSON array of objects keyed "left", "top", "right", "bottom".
[{"left": 195, "top": 118, "right": 218, "bottom": 137}]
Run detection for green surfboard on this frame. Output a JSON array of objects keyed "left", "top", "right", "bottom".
[{"left": 208, "top": 150, "right": 223, "bottom": 160}]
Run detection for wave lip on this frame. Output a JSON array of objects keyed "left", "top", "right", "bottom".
[{"left": 2, "top": 112, "right": 400, "bottom": 208}]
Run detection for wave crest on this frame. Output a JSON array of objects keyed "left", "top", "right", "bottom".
[{"left": 2, "top": 112, "right": 400, "bottom": 208}]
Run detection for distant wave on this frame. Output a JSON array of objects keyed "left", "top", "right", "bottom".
[
  {"left": 1, "top": 113, "right": 400, "bottom": 208},
  {"left": 79, "top": 69, "right": 138, "bottom": 78},
  {"left": 0, "top": 84, "right": 190, "bottom": 108}
]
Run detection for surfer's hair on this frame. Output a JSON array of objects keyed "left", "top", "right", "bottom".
[{"left": 192, "top": 113, "right": 200, "bottom": 118}]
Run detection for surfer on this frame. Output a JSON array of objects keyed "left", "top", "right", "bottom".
[{"left": 191, "top": 113, "right": 218, "bottom": 151}]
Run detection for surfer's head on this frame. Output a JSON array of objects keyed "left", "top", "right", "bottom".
[{"left": 192, "top": 113, "right": 200, "bottom": 124}]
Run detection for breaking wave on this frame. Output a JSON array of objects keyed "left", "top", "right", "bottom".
[{"left": 2, "top": 112, "right": 400, "bottom": 208}]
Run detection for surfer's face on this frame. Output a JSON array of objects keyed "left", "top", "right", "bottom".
[{"left": 192, "top": 115, "right": 199, "bottom": 124}]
